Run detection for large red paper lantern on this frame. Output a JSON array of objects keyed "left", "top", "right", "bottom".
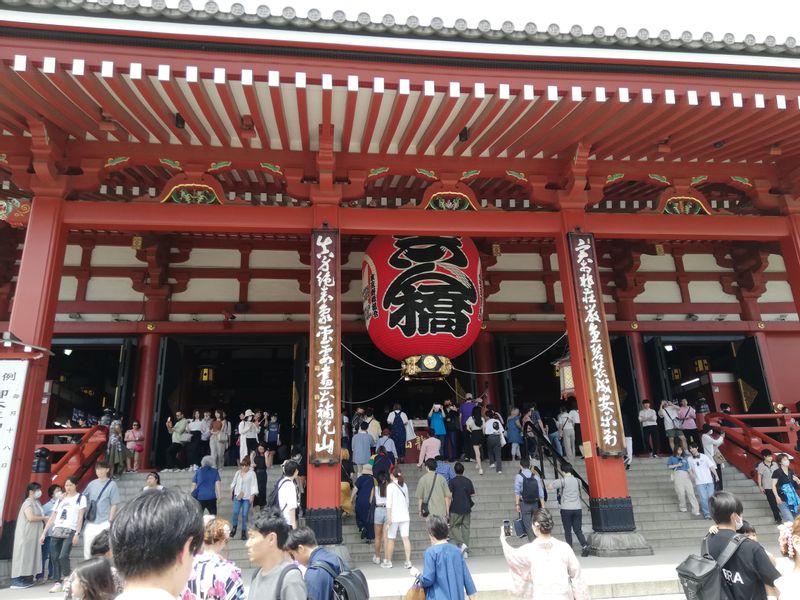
[{"left": 362, "top": 236, "right": 484, "bottom": 373}]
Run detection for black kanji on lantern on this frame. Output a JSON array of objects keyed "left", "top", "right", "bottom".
[{"left": 383, "top": 236, "right": 477, "bottom": 337}]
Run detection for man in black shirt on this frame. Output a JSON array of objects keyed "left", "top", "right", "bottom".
[
  {"left": 705, "top": 491, "right": 780, "bottom": 600},
  {"left": 447, "top": 462, "right": 475, "bottom": 556}
]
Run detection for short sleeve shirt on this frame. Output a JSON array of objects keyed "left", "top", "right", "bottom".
[
  {"left": 83, "top": 479, "right": 120, "bottom": 523},
  {"left": 755, "top": 462, "right": 777, "bottom": 489},
  {"left": 278, "top": 478, "right": 298, "bottom": 523},
  {"left": 192, "top": 467, "right": 221, "bottom": 501},
  {"left": 53, "top": 493, "right": 87, "bottom": 531},
  {"left": 248, "top": 561, "right": 306, "bottom": 600},
  {"left": 772, "top": 468, "right": 797, "bottom": 501},
  {"left": 448, "top": 475, "right": 475, "bottom": 514},
  {"left": 415, "top": 472, "right": 451, "bottom": 518},
  {"left": 706, "top": 530, "right": 780, "bottom": 600}
]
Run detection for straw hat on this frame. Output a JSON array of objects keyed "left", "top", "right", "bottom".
[
  {"left": 361, "top": 464, "right": 373, "bottom": 474},
  {"left": 244, "top": 409, "right": 255, "bottom": 417}
]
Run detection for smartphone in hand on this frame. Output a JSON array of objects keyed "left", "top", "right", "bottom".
[{"left": 503, "top": 519, "right": 512, "bottom": 537}]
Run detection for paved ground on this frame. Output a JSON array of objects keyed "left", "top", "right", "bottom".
[{"left": 0, "top": 544, "right": 718, "bottom": 599}]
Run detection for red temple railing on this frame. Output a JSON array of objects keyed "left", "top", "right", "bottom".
[
  {"left": 33, "top": 426, "right": 108, "bottom": 489},
  {"left": 705, "top": 412, "right": 799, "bottom": 482}
]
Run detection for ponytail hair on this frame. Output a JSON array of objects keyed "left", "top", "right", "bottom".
[{"left": 393, "top": 469, "right": 405, "bottom": 488}]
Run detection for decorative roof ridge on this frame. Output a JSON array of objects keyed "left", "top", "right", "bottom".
[{"left": 2, "top": 1, "right": 799, "bottom": 57}]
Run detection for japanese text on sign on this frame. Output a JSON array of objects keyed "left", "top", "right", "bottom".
[
  {"left": 568, "top": 234, "right": 625, "bottom": 456},
  {"left": 309, "top": 231, "right": 341, "bottom": 464},
  {"left": 0, "top": 360, "right": 28, "bottom": 519},
  {"left": 383, "top": 236, "right": 478, "bottom": 338}
]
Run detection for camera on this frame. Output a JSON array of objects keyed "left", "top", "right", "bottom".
[{"left": 503, "top": 519, "right": 512, "bottom": 537}]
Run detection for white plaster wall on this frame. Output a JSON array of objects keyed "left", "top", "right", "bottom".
[
  {"left": 688, "top": 281, "right": 738, "bottom": 303},
  {"left": 86, "top": 278, "right": 142, "bottom": 301},
  {"left": 682, "top": 254, "right": 729, "bottom": 272},
  {"left": 171, "top": 279, "right": 239, "bottom": 302},
  {"left": 638, "top": 254, "right": 676, "bottom": 272},
  {"left": 91, "top": 246, "right": 141, "bottom": 267},
  {"left": 63, "top": 245, "right": 82, "bottom": 267},
  {"left": 344, "top": 252, "right": 365, "bottom": 269},
  {"left": 182, "top": 248, "right": 240, "bottom": 268},
  {"left": 765, "top": 254, "right": 787, "bottom": 273},
  {"left": 634, "top": 281, "right": 683, "bottom": 303},
  {"left": 759, "top": 281, "right": 794, "bottom": 303},
  {"left": 58, "top": 276, "right": 78, "bottom": 301},
  {"left": 249, "top": 250, "right": 305, "bottom": 269},
  {"left": 489, "top": 253, "right": 544, "bottom": 271},
  {"left": 248, "top": 279, "right": 304, "bottom": 301},
  {"left": 491, "top": 281, "right": 547, "bottom": 303}
]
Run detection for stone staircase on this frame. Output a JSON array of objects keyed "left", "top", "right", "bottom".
[{"left": 84, "top": 455, "right": 778, "bottom": 567}]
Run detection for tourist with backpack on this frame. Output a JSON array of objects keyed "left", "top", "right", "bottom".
[
  {"left": 284, "top": 526, "right": 369, "bottom": 600},
  {"left": 246, "top": 508, "right": 307, "bottom": 600},
  {"left": 269, "top": 460, "right": 300, "bottom": 528},
  {"left": 678, "top": 491, "right": 780, "bottom": 600},
  {"left": 514, "top": 458, "right": 543, "bottom": 542},
  {"left": 387, "top": 403, "right": 410, "bottom": 462},
  {"left": 409, "top": 516, "right": 477, "bottom": 600}
]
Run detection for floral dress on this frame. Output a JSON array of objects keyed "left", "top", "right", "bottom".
[{"left": 181, "top": 551, "right": 245, "bottom": 600}]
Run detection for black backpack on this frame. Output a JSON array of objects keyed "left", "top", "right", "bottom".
[
  {"left": 311, "top": 559, "right": 370, "bottom": 600},
  {"left": 268, "top": 477, "right": 291, "bottom": 510},
  {"left": 520, "top": 473, "right": 539, "bottom": 504},
  {"left": 676, "top": 534, "right": 745, "bottom": 600}
]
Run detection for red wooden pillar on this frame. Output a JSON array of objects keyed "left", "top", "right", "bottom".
[
  {"left": 133, "top": 332, "right": 160, "bottom": 470},
  {"left": 627, "top": 332, "right": 653, "bottom": 405},
  {"left": 304, "top": 194, "right": 342, "bottom": 542},
  {"left": 473, "top": 331, "right": 499, "bottom": 406},
  {"left": 555, "top": 212, "right": 651, "bottom": 556},
  {"left": 3, "top": 195, "right": 67, "bottom": 524}
]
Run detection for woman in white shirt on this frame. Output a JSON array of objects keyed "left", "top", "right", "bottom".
[
  {"left": 39, "top": 476, "right": 87, "bottom": 593},
  {"left": 466, "top": 407, "right": 485, "bottom": 476},
  {"left": 229, "top": 457, "right": 258, "bottom": 539},
  {"left": 384, "top": 470, "right": 412, "bottom": 569},
  {"left": 483, "top": 410, "right": 505, "bottom": 474},
  {"left": 701, "top": 424, "right": 725, "bottom": 491},
  {"left": 238, "top": 410, "right": 258, "bottom": 462}
]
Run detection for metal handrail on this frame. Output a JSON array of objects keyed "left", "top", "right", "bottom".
[{"left": 527, "top": 426, "right": 591, "bottom": 507}]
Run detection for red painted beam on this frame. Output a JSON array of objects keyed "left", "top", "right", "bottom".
[
  {"left": 586, "top": 213, "right": 788, "bottom": 241},
  {"left": 131, "top": 75, "right": 192, "bottom": 145},
  {"left": 378, "top": 92, "right": 410, "bottom": 155}
]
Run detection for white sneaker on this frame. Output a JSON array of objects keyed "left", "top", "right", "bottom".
[
  {"left": 498, "top": 471, "right": 503, "bottom": 474},
  {"left": 372, "top": 555, "right": 381, "bottom": 565},
  {"left": 489, "top": 464, "right": 495, "bottom": 468},
  {"left": 404, "top": 561, "right": 413, "bottom": 569},
  {"left": 380, "top": 560, "right": 392, "bottom": 569}
]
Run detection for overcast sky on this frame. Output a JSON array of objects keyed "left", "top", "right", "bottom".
[{"left": 183, "top": 0, "right": 797, "bottom": 41}]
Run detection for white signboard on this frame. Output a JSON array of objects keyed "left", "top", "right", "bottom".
[{"left": 0, "top": 360, "right": 28, "bottom": 519}]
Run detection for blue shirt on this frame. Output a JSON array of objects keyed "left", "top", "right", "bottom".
[
  {"left": 513, "top": 469, "right": 544, "bottom": 500},
  {"left": 192, "top": 466, "right": 221, "bottom": 501},
  {"left": 430, "top": 411, "right": 446, "bottom": 436},
  {"left": 507, "top": 415, "right": 523, "bottom": 444},
  {"left": 668, "top": 456, "right": 690, "bottom": 472},
  {"left": 352, "top": 432, "right": 373, "bottom": 465},
  {"left": 267, "top": 422, "right": 280, "bottom": 443},
  {"left": 306, "top": 546, "right": 342, "bottom": 600},
  {"left": 435, "top": 461, "right": 455, "bottom": 482},
  {"left": 418, "top": 542, "right": 477, "bottom": 600}
]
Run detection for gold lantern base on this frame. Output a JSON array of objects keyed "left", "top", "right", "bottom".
[{"left": 401, "top": 355, "right": 453, "bottom": 379}]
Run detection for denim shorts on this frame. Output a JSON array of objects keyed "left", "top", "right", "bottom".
[{"left": 373, "top": 506, "right": 387, "bottom": 525}]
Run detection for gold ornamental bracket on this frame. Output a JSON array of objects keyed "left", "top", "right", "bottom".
[{"left": 401, "top": 355, "right": 453, "bottom": 379}]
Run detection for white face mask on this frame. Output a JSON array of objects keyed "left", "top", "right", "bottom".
[
  {"left": 782, "top": 460, "right": 791, "bottom": 467},
  {"left": 733, "top": 515, "right": 743, "bottom": 531},
  {"left": 33, "top": 490, "right": 42, "bottom": 499},
  {"left": 54, "top": 491, "right": 63, "bottom": 500}
]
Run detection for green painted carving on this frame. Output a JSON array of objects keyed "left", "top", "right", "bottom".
[
  {"left": 160, "top": 158, "right": 182, "bottom": 170},
  {"left": 105, "top": 156, "right": 129, "bottom": 168},
  {"left": 426, "top": 192, "right": 475, "bottom": 211},
  {"left": 368, "top": 167, "right": 390, "bottom": 178},
  {"left": 0, "top": 154, "right": 7, "bottom": 164},
  {"left": 664, "top": 197, "right": 710, "bottom": 216},
  {"left": 648, "top": 173, "right": 670, "bottom": 185},
  {"left": 690, "top": 175, "right": 708, "bottom": 186},
  {"left": 460, "top": 169, "right": 481, "bottom": 180},
  {"left": 506, "top": 170, "right": 528, "bottom": 182},
  {"left": 0, "top": 197, "right": 31, "bottom": 226},
  {"left": 208, "top": 161, "right": 232, "bottom": 172},
  {"left": 164, "top": 184, "right": 221, "bottom": 205},
  {"left": 415, "top": 168, "right": 438, "bottom": 180},
  {"left": 730, "top": 176, "right": 752, "bottom": 187},
  {"left": 260, "top": 162, "right": 284, "bottom": 176},
  {"left": 605, "top": 173, "right": 624, "bottom": 184}
]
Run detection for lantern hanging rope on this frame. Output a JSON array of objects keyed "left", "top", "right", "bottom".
[
  {"left": 451, "top": 332, "right": 568, "bottom": 375},
  {"left": 443, "top": 378, "right": 489, "bottom": 402},
  {"left": 341, "top": 343, "right": 398, "bottom": 371},
  {"left": 348, "top": 377, "right": 406, "bottom": 405}
]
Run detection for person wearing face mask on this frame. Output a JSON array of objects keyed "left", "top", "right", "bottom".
[
  {"left": 38, "top": 485, "right": 62, "bottom": 583},
  {"left": 688, "top": 443, "right": 718, "bottom": 520},
  {"left": 756, "top": 450, "right": 782, "bottom": 524},
  {"left": 705, "top": 491, "right": 780, "bottom": 600},
  {"left": 10, "top": 483, "right": 47, "bottom": 589},
  {"left": 772, "top": 453, "right": 800, "bottom": 522}
]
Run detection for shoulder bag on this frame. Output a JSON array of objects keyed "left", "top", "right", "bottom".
[
  {"left": 420, "top": 473, "right": 438, "bottom": 518},
  {"left": 85, "top": 480, "right": 111, "bottom": 523}
]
